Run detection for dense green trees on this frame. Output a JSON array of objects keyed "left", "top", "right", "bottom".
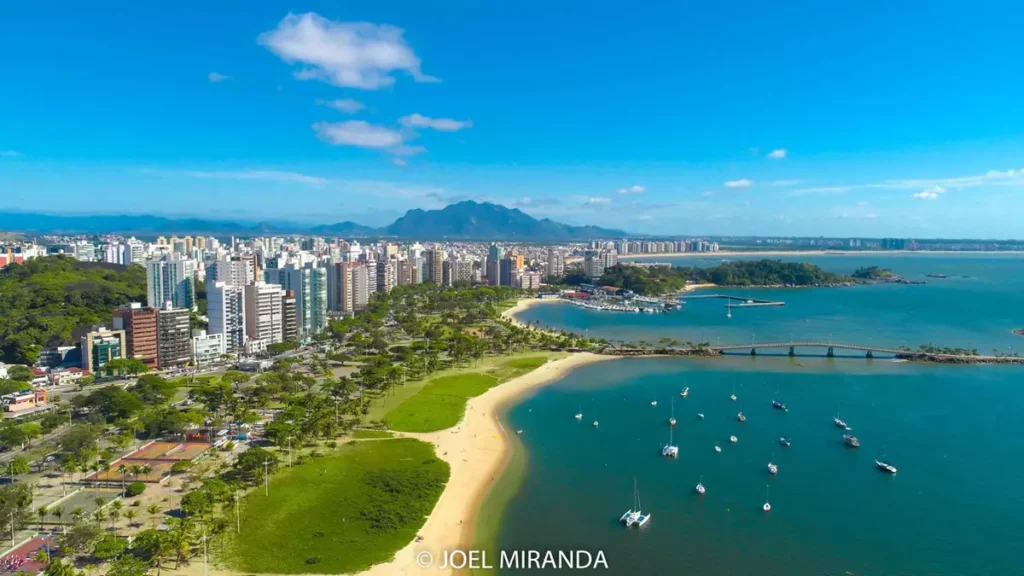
[
  {"left": 0, "top": 256, "right": 147, "bottom": 363},
  {"left": 596, "top": 260, "right": 850, "bottom": 295}
]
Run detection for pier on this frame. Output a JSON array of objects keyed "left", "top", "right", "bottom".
[
  {"left": 681, "top": 293, "right": 786, "bottom": 307},
  {"left": 600, "top": 341, "right": 1024, "bottom": 364}
]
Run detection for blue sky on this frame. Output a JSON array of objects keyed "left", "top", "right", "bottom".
[{"left": 3, "top": 1, "right": 1024, "bottom": 237}]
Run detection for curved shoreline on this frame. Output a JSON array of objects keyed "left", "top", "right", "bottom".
[
  {"left": 362, "top": 352, "right": 612, "bottom": 576},
  {"left": 501, "top": 297, "right": 563, "bottom": 329}
]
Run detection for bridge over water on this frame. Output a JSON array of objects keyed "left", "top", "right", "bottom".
[{"left": 603, "top": 341, "right": 1024, "bottom": 363}]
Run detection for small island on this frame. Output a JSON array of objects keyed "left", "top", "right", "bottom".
[
  {"left": 590, "top": 260, "right": 853, "bottom": 296},
  {"left": 851, "top": 266, "right": 925, "bottom": 285},
  {"left": 1014, "top": 329, "right": 1024, "bottom": 337}
]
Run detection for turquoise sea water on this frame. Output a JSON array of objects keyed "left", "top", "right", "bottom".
[{"left": 497, "top": 254, "right": 1024, "bottom": 575}]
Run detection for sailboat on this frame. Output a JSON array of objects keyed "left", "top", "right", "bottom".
[
  {"left": 763, "top": 485, "right": 771, "bottom": 512},
  {"left": 668, "top": 398, "right": 677, "bottom": 427},
  {"left": 726, "top": 305, "right": 732, "bottom": 319},
  {"left": 695, "top": 475, "right": 705, "bottom": 495},
  {"left": 768, "top": 461, "right": 778, "bottom": 475},
  {"left": 620, "top": 478, "right": 651, "bottom": 527},
  {"left": 661, "top": 426, "right": 679, "bottom": 458},
  {"left": 575, "top": 405, "right": 583, "bottom": 421},
  {"left": 730, "top": 382, "right": 737, "bottom": 402}
]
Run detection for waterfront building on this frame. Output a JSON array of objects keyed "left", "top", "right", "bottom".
[
  {"left": 208, "top": 282, "right": 246, "bottom": 354},
  {"left": 156, "top": 304, "right": 191, "bottom": 369},
  {"left": 244, "top": 282, "right": 285, "bottom": 344},
  {"left": 146, "top": 255, "right": 195, "bottom": 310},
  {"left": 80, "top": 326, "right": 126, "bottom": 374},
  {"left": 111, "top": 303, "right": 159, "bottom": 367}
]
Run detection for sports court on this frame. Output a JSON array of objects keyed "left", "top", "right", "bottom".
[
  {"left": 48, "top": 488, "right": 120, "bottom": 517},
  {"left": 84, "top": 441, "right": 213, "bottom": 484}
]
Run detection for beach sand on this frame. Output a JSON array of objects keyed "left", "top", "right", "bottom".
[
  {"left": 501, "top": 297, "right": 563, "bottom": 329},
  {"left": 363, "top": 352, "right": 611, "bottom": 576}
]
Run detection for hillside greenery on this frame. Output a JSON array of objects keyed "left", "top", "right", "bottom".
[
  {"left": 596, "top": 260, "right": 850, "bottom": 295},
  {"left": 0, "top": 256, "right": 147, "bottom": 364},
  {"left": 851, "top": 266, "right": 897, "bottom": 280}
]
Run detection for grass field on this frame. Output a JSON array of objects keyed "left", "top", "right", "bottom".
[
  {"left": 383, "top": 354, "right": 560, "bottom": 433},
  {"left": 351, "top": 429, "right": 394, "bottom": 439},
  {"left": 224, "top": 438, "right": 448, "bottom": 574}
]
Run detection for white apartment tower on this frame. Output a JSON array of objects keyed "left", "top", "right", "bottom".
[
  {"left": 146, "top": 255, "right": 195, "bottom": 310},
  {"left": 244, "top": 282, "right": 285, "bottom": 345},
  {"left": 207, "top": 281, "right": 246, "bottom": 354}
]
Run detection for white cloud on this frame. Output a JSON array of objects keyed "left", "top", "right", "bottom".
[
  {"left": 616, "top": 185, "right": 646, "bottom": 195},
  {"left": 208, "top": 72, "right": 229, "bottom": 83},
  {"left": 312, "top": 120, "right": 411, "bottom": 152},
  {"left": 398, "top": 113, "right": 472, "bottom": 132},
  {"left": 791, "top": 167, "right": 1024, "bottom": 196},
  {"left": 259, "top": 13, "right": 439, "bottom": 90},
  {"left": 912, "top": 185, "right": 945, "bottom": 200},
  {"left": 146, "top": 169, "right": 327, "bottom": 186},
  {"left": 0, "top": 150, "right": 22, "bottom": 158},
  {"left": 391, "top": 158, "right": 408, "bottom": 167},
  {"left": 724, "top": 179, "right": 753, "bottom": 188},
  {"left": 582, "top": 197, "right": 612, "bottom": 207},
  {"left": 767, "top": 148, "right": 787, "bottom": 159},
  {"left": 766, "top": 179, "right": 804, "bottom": 187},
  {"left": 316, "top": 98, "right": 365, "bottom": 113}
]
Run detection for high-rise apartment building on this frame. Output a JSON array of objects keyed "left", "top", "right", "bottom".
[
  {"left": 244, "top": 282, "right": 285, "bottom": 344},
  {"left": 112, "top": 303, "right": 158, "bottom": 367},
  {"left": 80, "top": 326, "right": 126, "bottom": 374},
  {"left": 423, "top": 249, "right": 444, "bottom": 285},
  {"left": 499, "top": 258, "right": 515, "bottom": 286},
  {"left": 376, "top": 258, "right": 396, "bottom": 294},
  {"left": 487, "top": 259, "right": 500, "bottom": 286},
  {"left": 546, "top": 248, "right": 565, "bottom": 278},
  {"left": 156, "top": 304, "right": 191, "bottom": 369},
  {"left": 308, "top": 265, "right": 328, "bottom": 334},
  {"left": 210, "top": 257, "right": 255, "bottom": 287},
  {"left": 208, "top": 281, "right": 246, "bottom": 354},
  {"left": 146, "top": 255, "right": 195, "bottom": 310},
  {"left": 351, "top": 265, "right": 372, "bottom": 310},
  {"left": 282, "top": 290, "right": 298, "bottom": 341}
]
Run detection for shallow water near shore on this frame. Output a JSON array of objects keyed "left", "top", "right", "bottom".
[{"left": 497, "top": 356, "right": 1024, "bottom": 576}]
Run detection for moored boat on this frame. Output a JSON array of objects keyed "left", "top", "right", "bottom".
[
  {"left": 844, "top": 434, "right": 860, "bottom": 448},
  {"left": 875, "top": 460, "right": 898, "bottom": 474}
]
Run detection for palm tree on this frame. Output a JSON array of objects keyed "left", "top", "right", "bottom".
[
  {"left": 94, "top": 496, "right": 107, "bottom": 509},
  {"left": 117, "top": 464, "right": 128, "bottom": 496},
  {"left": 70, "top": 507, "right": 85, "bottom": 522},
  {"left": 36, "top": 505, "right": 48, "bottom": 530},
  {"left": 51, "top": 505, "right": 64, "bottom": 532},
  {"left": 124, "top": 509, "right": 137, "bottom": 528},
  {"left": 147, "top": 504, "right": 163, "bottom": 528},
  {"left": 92, "top": 509, "right": 105, "bottom": 524},
  {"left": 140, "top": 464, "right": 153, "bottom": 481},
  {"left": 109, "top": 500, "right": 123, "bottom": 532}
]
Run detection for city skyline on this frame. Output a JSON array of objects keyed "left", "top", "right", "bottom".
[{"left": 3, "top": 2, "right": 1024, "bottom": 237}]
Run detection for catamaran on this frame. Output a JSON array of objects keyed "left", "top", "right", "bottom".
[
  {"left": 620, "top": 479, "right": 651, "bottom": 527},
  {"left": 661, "top": 427, "right": 679, "bottom": 458}
]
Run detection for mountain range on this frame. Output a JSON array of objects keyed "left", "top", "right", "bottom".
[{"left": 0, "top": 201, "right": 628, "bottom": 240}]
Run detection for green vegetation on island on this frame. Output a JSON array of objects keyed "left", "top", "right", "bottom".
[
  {"left": 592, "top": 260, "right": 850, "bottom": 295},
  {"left": 851, "top": 266, "right": 897, "bottom": 280},
  {"left": 0, "top": 255, "right": 147, "bottom": 363}
]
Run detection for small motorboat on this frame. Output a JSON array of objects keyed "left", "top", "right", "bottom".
[
  {"left": 834, "top": 417, "right": 848, "bottom": 429},
  {"left": 697, "top": 413, "right": 705, "bottom": 419},
  {"left": 779, "top": 437, "right": 791, "bottom": 447},
  {"left": 772, "top": 400, "right": 788, "bottom": 412},
  {"left": 875, "top": 460, "right": 898, "bottom": 474},
  {"left": 729, "top": 435, "right": 738, "bottom": 443},
  {"left": 651, "top": 400, "right": 658, "bottom": 407},
  {"left": 844, "top": 434, "right": 860, "bottom": 448},
  {"left": 714, "top": 445, "right": 722, "bottom": 453},
  {"left": 593, "top": 420, "right": 599, "bottom": 427},
  {"left": 516, "top": 430, "right": 523, "bottom": 435}
]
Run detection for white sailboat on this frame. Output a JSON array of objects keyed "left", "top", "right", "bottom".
[
  {"left": 575, "top": 405, "right": 582, "bottom": 421},
  {"left": 668, "top": 398, "right": 677, "bottom": 427},
  {"left": 730, "top": 435, "right": 738, "bottom": 443},
  {"left": 730, "top": 382, "right": 737, "bottom": 402},
  {"left": 695, "top": 475, "right": 705, "bottom": 495},
  {"left": 620, "top": 478, "right": 651, "bottom": 527},
  {"left": 763, "top": 485, "right": 771, "bottom": 511}
]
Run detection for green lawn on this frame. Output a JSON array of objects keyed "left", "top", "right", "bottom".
[
  {"left": 384, "top": 373, "right": 498, "bottom": 432},
  {"left": 224, "top": 438, "right": 448, "bottom": 574},
  {"left": 351, "top": 429, "right": 394, "bottom": 439},
  {"left": 383, "top": 355, "right": 559, "bottom": 433}
]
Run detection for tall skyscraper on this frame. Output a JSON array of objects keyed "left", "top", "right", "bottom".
[
  {"left": 146, "top": 255, "right": 195, "bottom": 310},
  {"left": 156, "top": 303, "right": 191, "bottom": 369},
  {"left": 500, "top": 258, "right": 514, "bottom": 286},
  {"left": 208, "top": 281, "right": 246, "bottom": 354},
  {"left": 488, "top": 244, "right": 500, "bottom": 262},
  {"left": 487, "top": 259, "right": 500, "bottom": 286},
  {"left": 265, "top": 264, "right": 321, "bottom": 336},
  {"left": 210, "top": 257, "right": 255, "bottom": 287},
  {"left": 308, "top": 265, "right": 328, "bottom": 334},
  {"left": 244, "top": 282, "right": 285, "bottom": 344},
  {"left": 351, "top": 265, "right": 372, "bottom": 310},
  {"left": 112, "top": 303, "right": 158, "bottom": 368},
  {"left": 424, "top": 249, "right": 444, "bottom": 285},
  {"left": 377, "top": 258, "right": 397, "bottom": 293},
  {"left": 282, "top": 290, "right": 298, "bottom": 341},
  {"left": 546, "top": 248, "right": 565, "bottom": 278}
]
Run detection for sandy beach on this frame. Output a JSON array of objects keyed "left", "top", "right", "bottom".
[
  {"left": 363, "top": 352, "right": 611, "bottom": 576},
  {"left": 501, "top": 297, "right": 563, "bottom": 329}
]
